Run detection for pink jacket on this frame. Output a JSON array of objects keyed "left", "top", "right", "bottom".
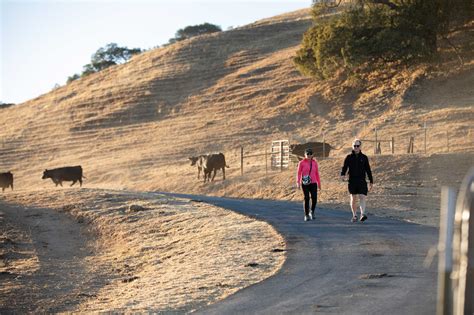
[{"left": 297, "top": 158, "right": 321, "bottom": 187}]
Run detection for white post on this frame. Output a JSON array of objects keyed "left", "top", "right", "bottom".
[
  {"left": 453, "top": 168, "right": 474, "bottom": 315},
  {"left": 437, "top": 186, "right": 457, "bottom": 315}
]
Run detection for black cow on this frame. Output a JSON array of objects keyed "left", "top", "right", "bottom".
[
  {"left": 0, "top": 171, "right": 13, "bottom": 192},
  {"left": 201, "top": 153, "right": 229, "bottom": 183},
  {"left": 189, "top": 155, "right": 207, "bottom": 180},
  {"left": 290, "top": 142, "right": 332, "bottom": 160},
  {"left": 42, "top": 166, "right": 85, "bottom": 187}
]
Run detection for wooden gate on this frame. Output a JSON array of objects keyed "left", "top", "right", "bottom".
[{"left": 271, "top": 140, "right": 290, "bottom": 170}]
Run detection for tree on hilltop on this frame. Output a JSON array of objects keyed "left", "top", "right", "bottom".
[
  {"left": 67, "top": 73, "right": 81, "bottom": 84},
  {"left": 168, "top": 23, "right": 222, "bottom": 44},
  {"left": 84, "top": 43, "right": 142, "bottom": 73},
  {"left": 67, "top": 43, "right": 142, "bottom": 83}
]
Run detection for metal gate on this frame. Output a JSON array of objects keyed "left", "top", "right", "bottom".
[{"left": 271, "top": 140, "right": 290, "bottom": 170}]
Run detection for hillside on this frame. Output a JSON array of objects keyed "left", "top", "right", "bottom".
[{"left": 1, "top": 8, "right": 473, "bottom": 225}]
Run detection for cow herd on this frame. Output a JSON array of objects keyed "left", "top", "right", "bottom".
[
  {"left": 188, "top": 152, "right": 229, "bottom": 183},
  {"left": 0, "top": 166, "right": 85, "bottom": 192},
  {"left": 0, "top": 153, "right": 229, "bottom": 192}
]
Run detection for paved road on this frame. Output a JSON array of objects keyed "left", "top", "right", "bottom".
[{"left": 165, "top": 193, "right": 438, "bottom": 315}]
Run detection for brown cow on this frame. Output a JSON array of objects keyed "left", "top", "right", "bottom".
[
  {"left": 0, "top": 171, "right": 13, "bottom": 192},
  {"left": 201, "top": 153, "right": 229, "bottom": 183},
  {"left": 42, "top": 166, "right": 85, "bottom": 187}
]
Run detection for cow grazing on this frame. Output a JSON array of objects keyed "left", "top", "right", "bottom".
[
  {"left": 0, "top": 171, "right": 13, "bottom": 192},
  {"left": 42, "top": 166, "right": 85, "bottom": 187},
  {"left": 201, "top": 153, "right": 229, "bottom": 183},
  {"left": 189, "top": 155, "right": 207, "bottom": 179}
]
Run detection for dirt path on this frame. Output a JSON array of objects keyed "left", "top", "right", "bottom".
[
  {"left": 0, "top": 203, "right": 100, "bottom": 313},
  {"left": 0, "top": 189, "right": 285, "bottom": 313}
]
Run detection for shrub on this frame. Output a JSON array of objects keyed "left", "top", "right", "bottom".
[{"left": 294, "top": 0, "right": 469, "bottom": 78}]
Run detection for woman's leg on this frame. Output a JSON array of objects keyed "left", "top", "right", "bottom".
[
  {"left": 309, "top": 184, "right": 318, "bottom": 215},
  {"left": 302, "top": 185, "right": 310, "bottom": 216}
]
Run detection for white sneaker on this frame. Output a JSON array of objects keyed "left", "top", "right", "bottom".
[
  {"left": 304, "top": 215, "right": 310, "bottom": 221},
  {"left": 308, "top": 213, "right": 313, "bottom": 220}
]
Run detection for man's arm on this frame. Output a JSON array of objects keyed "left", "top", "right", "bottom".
[
  {"left": 340, "top": 155, "right": 349, "bottom": 181},
  {"left": 366, "top": 155, "right": 373, "bottom": 184}
]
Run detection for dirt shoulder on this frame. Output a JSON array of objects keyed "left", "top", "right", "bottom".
[
  {"left": 0, "top": 189, "right": 285, "bottom": 313},
  {"left": 0, "top": 201, "right": 94, "bottom": 312}
]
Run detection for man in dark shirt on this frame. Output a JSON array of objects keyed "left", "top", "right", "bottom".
[{"left": 340, "top": 139, "right": 374, "bottom": 222}]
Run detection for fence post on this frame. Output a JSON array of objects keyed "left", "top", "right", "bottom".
[
  {"left": 280, "top": 142, "right": 284, "bottom": 172},
  {"left": 408, "top": 136, "right": 415, "bottom": 154},
  {"left": 447, "top": 131, "right": 449, "bottom": 153},
  {"left": 240, "top": 146, "right": 243, "bottom": 176},
  {"left": 424, "top": 122, "right": 427, "bottom": 154},
  {"left": 437, "top": 187, "right": 457, "bottom": 315},
  {"left": 265, "top": 147, "right": 268, "bottom": 176},
  {"left": 322, "top": 131, "right": 326, "bottom": 160},
  {"left": 374, "top": 128, "right": 378, "bottom": 155},
  {"left": 391, "top": 137, "right": 395, "bottom": 154}
]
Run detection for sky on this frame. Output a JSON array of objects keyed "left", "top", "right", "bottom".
[{"left": 1, "top": 0, "right": 311, "bottom": 104}]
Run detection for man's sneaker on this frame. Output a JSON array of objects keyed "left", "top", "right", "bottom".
[
  {"left": 360, "top": 214, "right": 368, "bottom": 222},
  {"left": 351, "top": 216, "right": 358, "bottom": 223},
  {"left": 304, "top": 215, "right": 310, "bottom": 221},
  {"left": 308, "top": 213, "right": 313, "bottom": 220}
]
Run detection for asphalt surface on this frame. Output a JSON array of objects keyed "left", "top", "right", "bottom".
[{"left": 165, "top": 193, "right": 438, "bottom": 315}]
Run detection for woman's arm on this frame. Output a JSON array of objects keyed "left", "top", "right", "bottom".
[
  {"left": 296, "top": 161, "right": 303, "bottom": 184},
  {"left": 314, "top": 160, "right": 321, "bottom": 189}
]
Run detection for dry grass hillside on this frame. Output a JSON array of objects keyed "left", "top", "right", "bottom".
[{"left": 0, "top": 8, "right": 473, "bottom": 223}]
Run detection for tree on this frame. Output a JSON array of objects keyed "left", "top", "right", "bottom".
[
  {"left": 170, "top": 23, "right": 222, "bottom": 43},
  {"left": 294, "top": 0, "right": 472, "bottom": 78},
  {"left": 67, "top": 73, "right": 80, "bottom": 83},
  {"left": 85, "top": 43, "right": 142, "bottom": 73},
  {"left": 66, "top": 43, "right": 142, "bottom": 82},
  {"left": 0, "top": 102, "right": 15, "bottom": 108}
]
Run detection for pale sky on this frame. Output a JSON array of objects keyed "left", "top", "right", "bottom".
[{"left": 1, "top": 0, "right": 311, "bottom": 104}]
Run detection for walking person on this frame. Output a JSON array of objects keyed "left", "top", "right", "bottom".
[
  {"left": 296, "top": 148, "right": 321, "bottom": 221},
  {"left": 340, "top": 139, "right": 374, "bottom": 222}
]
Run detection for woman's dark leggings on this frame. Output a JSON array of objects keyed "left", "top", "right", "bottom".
[{"left": 302, "top": 183, "right": 318, "bottom": 215}]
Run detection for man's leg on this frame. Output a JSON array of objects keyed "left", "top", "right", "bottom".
[
  {"left": 359, "top": 194, "right": 367, "bottom": 216},
  {"left": 350, "top": 194, "right": 358, "bottom": 217}
]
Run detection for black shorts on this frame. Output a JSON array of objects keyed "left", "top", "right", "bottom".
[{"left": 348, "top": 179, "right": 368, "bottom": 195}]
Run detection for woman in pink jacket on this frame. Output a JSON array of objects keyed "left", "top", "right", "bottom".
[{"left": 296, "top": 148, "right": 321, "bottom": 221}]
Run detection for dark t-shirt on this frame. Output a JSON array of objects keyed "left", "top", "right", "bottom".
[{"left": 341, "top": 151, "right": 373, "bottom": 183}]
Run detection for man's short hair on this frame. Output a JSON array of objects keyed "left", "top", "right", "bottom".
[{"left": 352, "top": 139, "right": 362, "bottom": 146}]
